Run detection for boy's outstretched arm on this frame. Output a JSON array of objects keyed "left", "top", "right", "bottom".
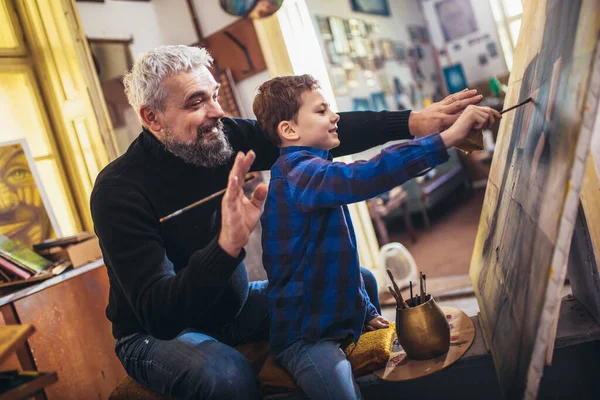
[
  {"left": 286, "top": 135, "right": 447, "bottom": 212},
  {"left": 286, "top": 105, "right": 499, "bottom": 212}
]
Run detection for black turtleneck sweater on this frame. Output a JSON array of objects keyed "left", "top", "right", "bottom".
[{"left": 91, "top": 112, "right": 412, "bottom": 340}]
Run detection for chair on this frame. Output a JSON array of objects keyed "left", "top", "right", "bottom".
[{"left": 367, "top": 186, "right": 416, "bottom": 245}]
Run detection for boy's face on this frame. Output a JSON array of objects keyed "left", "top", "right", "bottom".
[{"left": 292, "top": 89, "right": 340, "bottom": 150}]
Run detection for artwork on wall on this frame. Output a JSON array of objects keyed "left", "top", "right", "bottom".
[
  {"left": 407, "top": 25, "right": 430, "bottom": 44},
  {"left": 203, "top": 18, "right": 267, "bottom": 82},
  {"left": 329, "top": 67, "right": 349, "bottom": 96},
  {"left": 435, "top": 0, "right": 478, "bottom": 42},
  {"left": 329, "top": 17, "right": 351, "bottom": 54},
  {"left": 352, "top": 98, "right": 371, "bottom": 111},
  {"left": 470, "top": 0, "right": 600, "bottom": 398},
  {"left": 316, "top": 16, "right": 333, "bottom": 39},
  {"left": 380, "top": 40, "right": 395, "bottom": 60},
  {"left": 487, "top": 41, "right": 498, "bottom": 58},
  {"left": 325, "top": 40, "right": 342, "bottom": 65},
  {"left": 214, "top": 68, "right": 244, "bottom": 118},
  {"left": 248, "top": 0, "right": 284, "bottom": 19},
  {"left": 370, "top": 92, "right": 388, "bottom": 111},
  {"left": 378, "top": 73, "right": 393, "bottom": 94},
  {"left": 443, "top": 64, "right": 468, "bottom": 94},
  {"left": 394, "top": 42, "right": 406, "bottom": 62},
  {"left": 478, "top": 53, "right": 488, "bottom": 66},
  {"left": 349, "top": 0, "right": 390, "bottom": 17},
  {"left": 0, "top": 140, "right": 59, "bottom": 248},
  {"left": 220, "top": 0, "right": 257, "bottom": 17}
]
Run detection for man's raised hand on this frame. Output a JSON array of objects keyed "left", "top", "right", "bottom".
[{"left": 218, "top": 151, "right": 268, "bottom": 257}]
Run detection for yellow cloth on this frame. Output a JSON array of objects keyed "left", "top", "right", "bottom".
[{"left": 249, "top": 323, "right": 397, "bottom": 393}]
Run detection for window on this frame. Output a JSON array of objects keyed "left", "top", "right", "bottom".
[{"left": 489, "top": 0, "right": 523, "bottom": 71}]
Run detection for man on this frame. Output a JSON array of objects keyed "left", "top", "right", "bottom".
[{"left": 91, "top": 45, "right": 483, "bottom": 399}]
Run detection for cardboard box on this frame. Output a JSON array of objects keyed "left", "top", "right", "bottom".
[
  {"left": 40, "top": 237, "right": 102, "bottom": 268},
  {"left": 65, "top": 237, "right": 102, "bottom": 268}
]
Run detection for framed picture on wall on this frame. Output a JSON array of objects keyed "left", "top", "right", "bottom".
[
  {"left": 349, "top": 0, "right": 390, "bottom": 17},
  {"left": 329, "top": 67, "right": 349, "bottom": 96},
  {"left": 435, "top": 0, "right": 478, "bottom": 42},
  {"left": 443, "top": 64, "right": 469, "bottom": 94},
  {"left": 352, "top": 98, "right": 371, "bottom": 111},
  {"left": 371, "top": 92, "right": 389, "bottom": 111},
  {"left": 214, "top": 68, "right": 244, "bottom": 118}
]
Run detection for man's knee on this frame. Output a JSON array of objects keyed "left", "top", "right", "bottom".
[{"left": 184, "top": 341, "right": 260, "bottom": 400}]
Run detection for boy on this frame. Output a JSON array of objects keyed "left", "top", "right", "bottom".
[{"left": 253, "top": 75, "right": 499, "bottom": 399}]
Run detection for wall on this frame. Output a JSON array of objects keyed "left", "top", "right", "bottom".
[
  {"left": 75, "top": 0, "right": 269, "bottom": 118},
  {"left": 305, "top": 0, "right": 438, "bottom": 112},
  {"left": 421, "top": 0, "right": 508, "bottom": 88}
]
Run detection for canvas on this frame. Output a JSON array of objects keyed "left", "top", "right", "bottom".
[
  {"left": 0, "top": 140, "right": 59, "bottom": 249},
  {"left": 469, "top": 1, "right": 600, "bottom": 399}
]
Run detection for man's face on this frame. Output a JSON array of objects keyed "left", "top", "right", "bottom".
[
  {"left": 154, "top": 66, "right": 232, "bottom": 167},
  {"left": 294, "top": 89, "right": 340, "bottom": 150}
]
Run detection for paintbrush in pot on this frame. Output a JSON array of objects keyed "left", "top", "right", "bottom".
[
  {"left": 388, "top": 285, "right": 400, "bottom": 307},
  {"left": 420, "top": 272, "right": 425, "bottom": 304},
  {"left": 387, "top": 269, "right": 409, "bottom": 309}
]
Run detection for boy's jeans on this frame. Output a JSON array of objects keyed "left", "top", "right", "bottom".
[{"left": 274, "top": 339, "right": 362, "bottom": 400}]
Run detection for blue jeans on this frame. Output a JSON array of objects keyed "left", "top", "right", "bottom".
[
  {"left": 114, "top": 267, "right": 379, "bottom": 400},
  {"left": 275, "top": 339, "right": 361, "bottom": 400}
]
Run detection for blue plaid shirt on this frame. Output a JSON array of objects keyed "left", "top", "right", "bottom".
[{"left": 261, "top": 134, "right": 448, "bottom": 353}]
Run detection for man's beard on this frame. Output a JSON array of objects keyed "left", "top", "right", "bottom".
[{"left": 163, "top": 120, "right": 233, "bottom": 168}]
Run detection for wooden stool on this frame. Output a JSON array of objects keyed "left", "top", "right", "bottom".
[{"left": 109, "top": 375, "right": 173, "bottom": 400}]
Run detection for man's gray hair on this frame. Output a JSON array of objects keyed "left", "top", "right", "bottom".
[{"left": 123, "top": 45, "right": 213, "bottom": 114}]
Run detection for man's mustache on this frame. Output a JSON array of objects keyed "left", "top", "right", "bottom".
[{"left": 197, "top": 120, "right": 224, "bottom": 136}]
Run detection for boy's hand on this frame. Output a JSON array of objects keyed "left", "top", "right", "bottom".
[
  {"left": 366, "top": 315, "right": 390, "bottom": 331},
  {"left": 440, "top": 105, "right": 501, "bottom": 149},
  {"left": 408, "top": 89, "right": 483, "bottom": 137}
]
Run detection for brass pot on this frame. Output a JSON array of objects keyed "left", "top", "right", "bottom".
[{"left": 395, "top": 295, "right": 450, "bottom": 360}]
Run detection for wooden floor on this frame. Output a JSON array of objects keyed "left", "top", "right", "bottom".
[{"left": 386, "top": 188, "right": 486, "bottom": 278}]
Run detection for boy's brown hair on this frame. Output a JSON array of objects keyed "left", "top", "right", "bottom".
[{"left": 253, "top": 74, "right": 319, "bottom": 146}]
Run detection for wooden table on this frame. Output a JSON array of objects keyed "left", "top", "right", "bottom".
[{"left": 0, "top": 260, "right": 125, "bottom": 400}]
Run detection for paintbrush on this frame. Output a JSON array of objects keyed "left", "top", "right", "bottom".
[
  {"left": 500, "top": 97, "right": 533, "bottom": 114},
  {"left": 386, "top": 269, "right": 409, "bottom": 308},
  {"left": 387, "top": 285, "right": 400, "bottom": 307},
  {"left": 455, "top": 97, "right": 534, "bottom": 155},
  {"left": 159, "top": 173, "right": 258, "bottom": 223},
  {"left": 423, "top": 274, "right": 427, "bottom": 302},
  {"left": 420, "top": 272, "right": 425, "bottom": 304},
  {"left": 409, "top": 281, "right": 413, "bottom": 305}
]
